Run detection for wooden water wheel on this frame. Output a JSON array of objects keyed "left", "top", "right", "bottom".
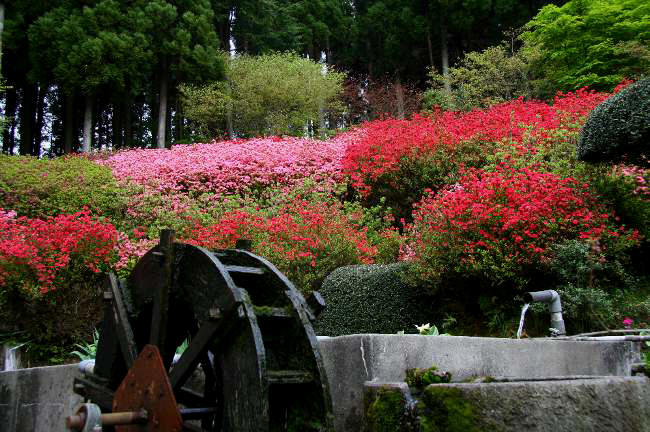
[{"left": 72, "top": 231, "right": 333, "bottom": 431}]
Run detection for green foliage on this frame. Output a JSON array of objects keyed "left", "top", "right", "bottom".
[
  {"left": 545, "top": 239, "right": 647, "bottom": 333},
  {"left": 0, "top": 155, "right": 126, "bottom": 219},
  {"left": 70, "top": 329, "right": 99, "bottom": 361},
  {"left": 521, "top": 0, "right": 650, "bottom": 94},
  {"left": 2, "top": 279, "right": 103, "bottom": 365},
  {"left": 578, "top": 78, "right": 650, "bottom": 164},
  {"left": 181, "top": 52, "right": 345, "bottom": 138},
  {"left": 424, "top": 45, "right": 532, "bottom": 111},
  {"left": 406, "top": 366, "right": 452, "bottom": 390},
  {"left": 315, "top": 263, "right": 435, "bottom": 336},
  {"left": 178, "top": 81, "right": 231, "bottom": 139},
  {"left": 29, "top": 0, "right": 155, "bottom": 95}
]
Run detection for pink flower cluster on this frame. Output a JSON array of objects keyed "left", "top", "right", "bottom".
[{"left": 98, "top": 130, "right": 366, "bottom": 196}]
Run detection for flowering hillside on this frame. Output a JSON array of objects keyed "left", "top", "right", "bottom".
[
  {"left": 98, "top": 128, "right": 366, "bottom": 195},
  {"left": 1, "top": 83, "right": 649, "bottom": 354}
]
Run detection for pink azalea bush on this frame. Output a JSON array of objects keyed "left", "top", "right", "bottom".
[{"left": 99, "top": 129, "right": 365, "bottom": 196}]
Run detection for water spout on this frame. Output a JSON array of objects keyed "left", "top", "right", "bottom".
[
  {"left": 517, "top": 303, "right": 530, "bottom": 339},
  {"left": 2, "top": 344, "right": 25, "bottom": 371},
  {"left": 523, "top": 290, "right": 566, "bottom": 336}
]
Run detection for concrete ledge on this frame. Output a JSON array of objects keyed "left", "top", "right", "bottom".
[
  {"left": 317, "top": 334, "right": 641, "bottom": 431},
  {"left": 410, "top": 377, "right": 650, "bottom": 432},
  {"left": 0, "top": 364, "right": 83, "bottom": 432},
  {"left": 0, "top": 335, "right": 641, "bottom": 432}
]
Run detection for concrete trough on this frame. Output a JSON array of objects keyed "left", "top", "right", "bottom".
[
  {"left": 0, "top": 335, "right": 643, "bottom": 432},
  {"left": 317, "top": 335, "right": 641, "bottom": 431}
]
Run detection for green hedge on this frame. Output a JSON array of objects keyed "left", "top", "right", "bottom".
[
  {"left": 0, "top": 155, "right": 126, "bottom": 219},
  {"left": 578, "top": 78, "right": 650, "bottom": 163},
  {"left": 315, "top": 263, "right": 434, "bottom": 336}
]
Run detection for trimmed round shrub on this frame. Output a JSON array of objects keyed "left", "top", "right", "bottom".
[
  {"left": 578, "top": 78, "right": 650, "bottom": 163},
  {"left": 315, "top": 263, "right": 434, "bottom": 336}
]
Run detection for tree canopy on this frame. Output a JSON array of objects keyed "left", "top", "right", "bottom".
[
  {"left": 521, "top": 0, "right": 650, "bottom": 93},
  {"left": 1, "top": 0, "right": 564, "bottom": 155},
  {"left": 181, "top": 52, "right": 345, "bottom": 138}
]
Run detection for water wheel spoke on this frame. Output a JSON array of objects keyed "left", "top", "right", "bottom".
[
  {"left": 170, "top": 319, "right": 221, "bottom": 390},
  {"left": 105, "top": 272, "right": 138, "bottom": 368},
  {"left": 177, "top": 387, "right": 208, "bottom": 406},
  {"left": 224, "top": 265, "right": 266, "bottom": 275},
  {"left": 199, "top": 352, "right": 222, "bottom": 430},
  {"left": 267, "top": 370, "right": 314, "bottom": 385},
  {"left": 150, "top": 230, "right": 174, "bottom": 347}
]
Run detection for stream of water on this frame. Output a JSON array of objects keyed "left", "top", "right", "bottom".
[
  {"left": 2, "top": 344, "right": 23, "bottom": 371},
  {"left": 517, "top": 303, "right": 530, "bottom": 339}
]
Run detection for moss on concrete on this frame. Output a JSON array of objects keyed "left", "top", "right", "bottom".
[
  {"left": 365, "top": 386, "right": 409, "bottom": 432},
  {"left": 405, "top": 366, "right": 452, "bottom": 390},
  {"left": 419, "top": 386, "right": 479, "bottom": 432}
]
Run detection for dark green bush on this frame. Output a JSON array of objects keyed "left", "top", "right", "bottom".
[
  {"left": 542, "top": 239, "right": 649, "bottom": 334},
  {"left": 315, "top": 263, "right": 435, "bottom": 336},
  {"left": 1, "top": 278, "right": 103, "bottom": 365},
  {"left": 578, "top": 78, "right": 650, "bottom": 164},
  {"left": 0, "top": 155, "right": 126, "bottom": 220}
]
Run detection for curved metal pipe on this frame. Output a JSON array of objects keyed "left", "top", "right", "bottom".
[{"left": 523, "top": 290, "right": 566, "bottom": 336}]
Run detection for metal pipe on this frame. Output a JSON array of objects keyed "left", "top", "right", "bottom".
[
  {"left": 570, "top": 335, "right": 650, "bottom": 342},
  {"left": 571, "top": 329, "right": 648, "bottom": 337},
  {"left": 67, "top": 408, "right": 148, "bottom": 430},
  {"left": 523, "top": 290, "right": 566, "bottom": 336}
]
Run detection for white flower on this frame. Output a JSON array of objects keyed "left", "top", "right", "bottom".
[{"left": 415, "top": 323, "right": 431, "bottom": 334}]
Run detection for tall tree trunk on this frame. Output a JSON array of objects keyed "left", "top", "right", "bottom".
[
  {"left": 112, "top": 101, "right": 123, "bottom": 150},
  {"left": 218, "top": 8, "right": 232, "bottom": 51},
  {"left": 175, "top": 94, "right": 183, "bottom": 142},
  {"left": 82, "top": 93, "right": 92, "bottom": 153},
  {"left": 426, "top": 25, "right": 435, "bottom": 69},
  {"left": 97, "top": 104, "right": 105, "bottom": 150},
  {"left": 64, "top": 92, "right": 75, "bottom": 153},
  {"left": 2, "top": 85, "right": 15, "bottom": 154},
  {"left": 138, "top": 98, "right": 146, "bottom": 148},
  {"left": 33, "top": 84, "right": 47, "bottom": 156},
  {"left": 19, "top": 83, "right": 36, "bottom": 156},
  {"left": 165, "top": 90, "right": 172, "bottom": 148},
  {"left": 124, "top": 100, "right": 132, "bottom": 148},
  {"left": 366, "top": 39, "right": 373, "bottom": 78},
  {"left": 151, "top": 80, "right": 159, "bottom": 147},
  {"left": 439, "top": 12, "right": 451, "bottom": 93},
  {"left": 325, "top": 36, "right": 332, "bottom": 64},
  {"left": 0, "top": 2, "right": 4, "bottom": 76},
  {"left": 156, "top": 59, "right": 167, "bottom": 149},
  {"left": 394, "top": 74, "right": 405, "bottom": 120},
  {"left": 226, "top": 80, "right": 234, "bottom": 139}
]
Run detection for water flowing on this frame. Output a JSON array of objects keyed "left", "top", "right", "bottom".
[
  {"left": 2, "top": 344, "right": 24, "bottom": 371},
  {"left": 517, "top": 303, "right": 530, "bottom": 339}
]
